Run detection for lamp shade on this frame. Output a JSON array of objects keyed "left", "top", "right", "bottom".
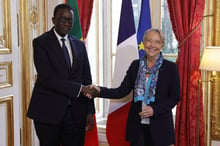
[{"left": 199, "top": 46, "right": 220, "bottom": 71}]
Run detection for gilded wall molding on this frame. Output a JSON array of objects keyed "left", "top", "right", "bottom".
[
  {"left": 0, "top": 61, "right": 13, "bottom": 88},
  {"left": 30, "top": 6, "right": 38, "bottom": 28},
  {"left": 0, "top": 0, "right": 12, "bottom": 53},
  {"left": 214, "top": 0, "right": 220, "bottom": 45},
  {"left": 210, "top": 0, "right": 220, "bottom": 141},
  {"left": 0, "top": 95, "right": 14, "bottom": 146},
  {"left": 20, "top": 0, "right": 48, "bottom": 146},
  {"left": 211, "top": 73, "right": 220, "bottom": 140},
  {"left": 202, "top": 0, "right": 215, "bottom": 145},
  {"left": 20, "top": 0, "right": 32, "bottom": 146}
]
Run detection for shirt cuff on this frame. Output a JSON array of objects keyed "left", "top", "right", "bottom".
[{"left": 77, "top": 85, "right": 82, "bottom": 98}]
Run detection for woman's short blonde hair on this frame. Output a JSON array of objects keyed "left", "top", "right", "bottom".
[{"left": 143, "top": 28, "right": 165, "bottom": 45}]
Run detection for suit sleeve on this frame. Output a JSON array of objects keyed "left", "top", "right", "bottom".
[{"left": 100, "top": 60, "right": 139, "bottom": 98}]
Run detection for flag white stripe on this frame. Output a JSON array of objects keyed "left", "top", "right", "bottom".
[{"left": 109, "top": 34, "right": 138, "bottom": 114}]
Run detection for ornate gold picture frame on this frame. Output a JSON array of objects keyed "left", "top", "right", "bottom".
[
  {"left": 0, "top": 0, "right": 12, "bottom": 53},
  {"left": 0, "top": 62, "right": 12, "bottom": 88},
  {"left": 0, "top": 95, "right": 14, "bottom": 146}
]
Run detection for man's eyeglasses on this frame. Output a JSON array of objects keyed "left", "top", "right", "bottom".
[{"left": 58, "top": 17, "right": 73, "bottom": 24}]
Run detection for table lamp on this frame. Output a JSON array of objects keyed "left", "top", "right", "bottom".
[{"left": 198, "top": 46, "right": 220, "bottom": 146}]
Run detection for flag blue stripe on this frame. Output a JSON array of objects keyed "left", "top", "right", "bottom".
[
  {"left": 137, "top": 0, "right": 152, "bottom": 58},
  {"left": 117, "top": 0, "right": 136, "bottom": 45}
]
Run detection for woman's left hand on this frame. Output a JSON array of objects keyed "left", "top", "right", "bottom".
[{"left": 139, "top": 105, "right": 154, "bottom": 118}]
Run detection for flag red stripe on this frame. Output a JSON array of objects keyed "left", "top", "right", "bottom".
[
  {"left": 106, "top": 102, "right": 131, "bottom": 146},
  {"left": 84, "top": 114, "right": 99, "bottom": 146}
]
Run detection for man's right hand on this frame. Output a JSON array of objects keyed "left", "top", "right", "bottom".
[{"left": 81, "top": 85, "right": 100, "bottom": 98}]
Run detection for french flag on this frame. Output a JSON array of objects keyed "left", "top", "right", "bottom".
[{"left": 106, "top": 0, "right": 138, "bottom": 145}]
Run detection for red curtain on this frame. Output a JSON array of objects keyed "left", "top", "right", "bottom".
[
  {"left": 167, "top": 0, "right": 205, "bottom": 146},
  {"left": 77, "top": 0, "right": 94, "bottom": 39}
]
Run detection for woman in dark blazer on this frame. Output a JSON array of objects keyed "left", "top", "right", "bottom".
[{"left": 89, "top": 28, "right": 180, "bottom": 146}]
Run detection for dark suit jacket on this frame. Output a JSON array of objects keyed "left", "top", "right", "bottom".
[
  {"left": 27, "top": 28, "right": 95, "bottom": 126},
  {"left": 100, "top": 59, "right": 180, "bottom": 146}
]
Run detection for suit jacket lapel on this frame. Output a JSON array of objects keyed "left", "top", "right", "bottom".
[{"left": 69, "top": 36, "right": 79, "bottom": 72}]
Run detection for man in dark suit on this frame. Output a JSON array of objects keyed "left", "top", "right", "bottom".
[{"left": 27, "top": 3, "right": 95, "bottom": 146}]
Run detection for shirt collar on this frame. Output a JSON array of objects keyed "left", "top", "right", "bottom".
[{"left": 53, "top": 28, "right": 68, "bottom": 41}]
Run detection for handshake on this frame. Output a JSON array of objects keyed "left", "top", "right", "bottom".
[{"left": 81, "top": 85, "right": 101, "bottom": 99}]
